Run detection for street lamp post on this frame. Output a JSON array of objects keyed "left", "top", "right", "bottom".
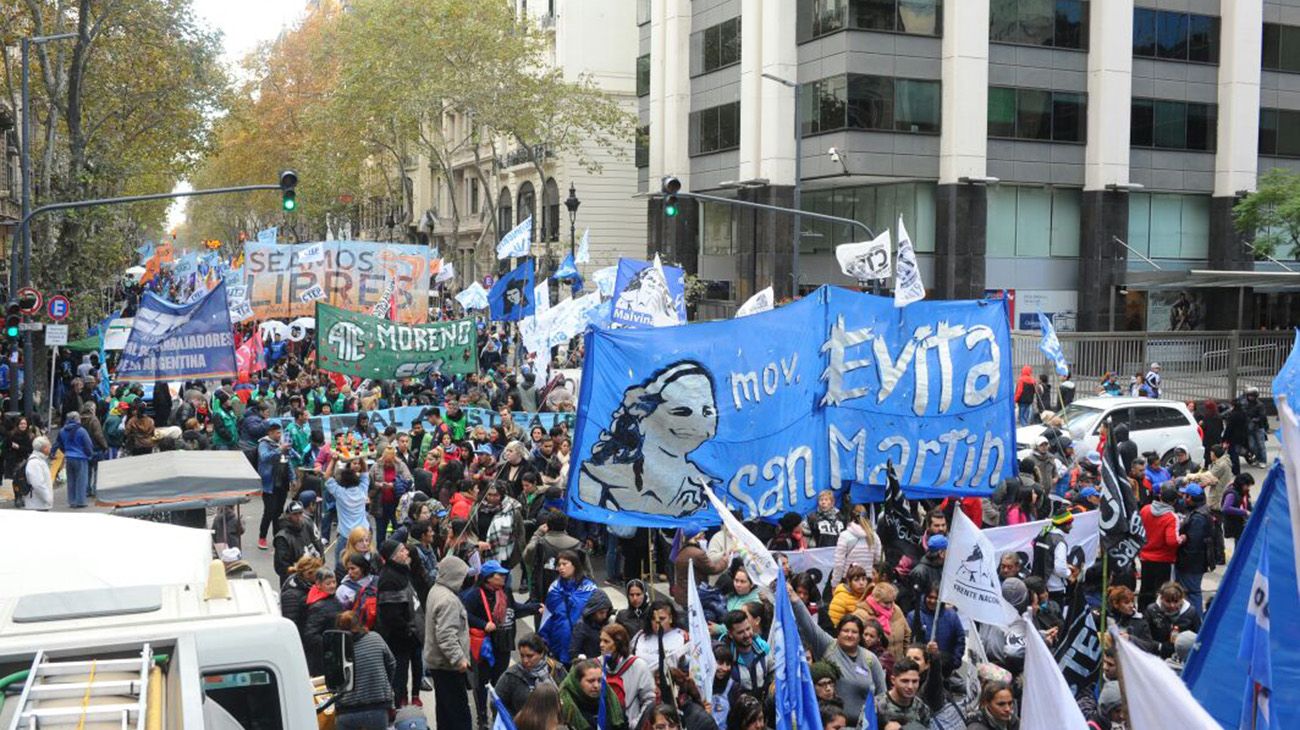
[
  {"left": 762, "top": 72, "right": 801, "bottom": 298},
  {"left": 564, "top": 183, "right": 580, "bottom": 258}
]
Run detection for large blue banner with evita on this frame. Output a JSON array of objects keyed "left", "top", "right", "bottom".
[{"left": 566, "top": 286, "right": 1016, "bottom": 527}]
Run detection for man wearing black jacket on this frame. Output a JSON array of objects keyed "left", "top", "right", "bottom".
[{"left": 1176, "top": 483, "right": 1213, "bottom": 621}]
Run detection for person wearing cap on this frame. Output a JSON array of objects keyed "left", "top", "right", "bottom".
[
  {"left": 1239, "top": 385, "right": 1270, "bottom": 467},
  {"left": 1073, "top": 485, "right": 1102, "bottom": 512},
  {"left": 1166, "top": 444, "right": 1198, "bottom": 479},
  {"left": 1029, "top": 437, "right": 1060, "bottom": 495},
  {"left": 466, "top": 442, "right": 498, "bottom": 485},
  {"left": 273, "top": 499, "right": 324, "bottom": 583},
  {"left": 1032, "top": 510, "right": 1073, "bottom": 604},
  {"left": 908, "top": 534, "right": 947, "bottom": 601},
  {"left": 1175, "top": 481, "right": 1213, "bottom": 620},
  {"left": 1144, "top": 362, "right": 1162, "bottom": 398},
  {"left": 464, "top": 559, "right": 542, "bottom": 728},
  {"left": 374, "top": 539, "right": 422, "bottom": 709}
]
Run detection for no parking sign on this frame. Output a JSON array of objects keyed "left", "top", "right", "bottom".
[{"left": 47, "top": 295, "right": 70, "bottom": 322}]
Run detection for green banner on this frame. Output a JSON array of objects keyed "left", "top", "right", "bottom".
[{"left": 315, "top": 302, "right": 476, "bottom": 378}]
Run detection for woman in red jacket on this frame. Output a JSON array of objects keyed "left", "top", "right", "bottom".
[{"left": 1137, "top": 483, "right": 1184, "bottom": 609}]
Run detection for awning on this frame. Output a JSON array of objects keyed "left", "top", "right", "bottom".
[
  {"left": 1123, "top": 269, "right": 1300, "bottom": 292},
  {"left": 96, "top": 450, "right": 261, "bottom": 507}
]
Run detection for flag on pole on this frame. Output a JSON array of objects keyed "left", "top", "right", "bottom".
[
  {"left": 1112, "top": 627, "right": 1221, "bottom": 730},
  {"left": 436, "top": 261, "right": 456, "bottom": 284},
  {"left": 835, "top": 231, "right": 892, "bottom": 281},
  {"left": 1099, "top": 419, "right": 1146, "bottom": 570},
  {"left": 552, "top": 252, "right": 579, "bottom": 280},
  {"left": 686, "top": 561, "right": 719, "bottom": 705},
  {"left": 704, "top": 486, "right": 780, "bottom": 586},
  {"left": 1037, "top": 312, "right": 1069, "bottom": 376},
  {"left": 576, "top": 228, "right": 591, "bottom": 263},
  {"left": 1022, "top": 616, "right": 1089, "bottom": 729},
  {"left": 455, "top": 282, "right": 490, "bottom": 311},
  {"left": 488, "top": 685, "right": 518, "bottom": 730},
  {"left": 735, "top": 286, "right": 775, "bottom": 317},
  {"left": 1274, "top": 398, "right": 1300, "bottom": 597},
  {"left": 256, "top": 226, "right": 278, "bottom": 244},
  {"left": 1239, "top": 521, "right": 1273, "bottom": 730},
  {"left": 893, "top": 216, "right": 925, "bottom": 307},
  {"left": 772, "top": 570, "right": 825, "bottom": 730},
  {"left": 497, "top": 216, "right": 533, "bottom": 259},
  {"left": 938, "top": 510, "right": 1019, "bottom": 626},
  {"left": 488, "top": 259, "right": 537, "bottom": 322}
]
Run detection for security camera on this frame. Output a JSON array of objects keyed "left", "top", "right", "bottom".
[{"left": 828, "top": 147, "right": 841, "bottom": 163}]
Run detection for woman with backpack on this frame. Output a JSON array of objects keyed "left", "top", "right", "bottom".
[
  {"left": 336, "top": 553, "right": 377, "bottom": 612},
  {"left": 597, "top": 625, "right": 654, "bottom": 730},
  {"left": 464, "top": 560, "right": 542, "bottom": 729}
]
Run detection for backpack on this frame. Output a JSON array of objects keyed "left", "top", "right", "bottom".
[
  {"left": 11, "top": 455, "right": 31, "bottom": 506},
  {"left": 351, "top": 581, "right": 379, "bottom": 629},
  {"left": 695, "top": 581, "right": 726, "bottom": 623}
]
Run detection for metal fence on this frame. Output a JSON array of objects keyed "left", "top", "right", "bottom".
[{"left": 1011, "top": 330, "right": 1294, "bottom": 403}]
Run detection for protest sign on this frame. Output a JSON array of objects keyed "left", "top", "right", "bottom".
[
  {"left": 243, "top": 241, "right": 435, "bottom": 322},
  {"left": 116, "top": 282, "right": 237, "bottom": 382},
  {"left": 299, "top": 285, "right": 326, "bottom": 303},
  {"left": 316, "top": 302, "right": 476, "bottom": 378},
  {"left": 566, "top": 285, "right": 1014, "bottom": 527},
  {"left": 611, "top": 257, "right": 686, "bottom": 328},
  {"left": 269, "top": 404, "right": 575, "bottom": 439}
]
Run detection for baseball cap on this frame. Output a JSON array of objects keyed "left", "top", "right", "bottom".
[
  {"left": 1086, "top": 452, "right": 1102, "bottom": 465},
  {"left": 1179, "top": 483, "right": 1205, "bottom": 497},
  {"left": 1174, "top": 444, "right": 1188, "bottom": 453},
  {"left": 475, "top": 443, "right": 494, "bottom": 456},
  {"left": 927, "top": 535, "right": 949, "bottom": 552},
  {"left": 1077, "top": 486, "right": 1100, "bottom": 499},
  {"left": 1150, "top": 362, "right": 1161, "bottom": 369},
  {"left": 480, "top": 560, "right": 510, "bottom": 576},
  {"left": 285, "top": 501, "right": 305, "bottom": 515},
  {"left": 297, "top": 490, "right": 317, "bottom": 505},
  {"left": 1034, "top": 436, "right": 1049, "bottom": 447}
]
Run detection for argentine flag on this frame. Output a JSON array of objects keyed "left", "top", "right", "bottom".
[{"left": 1240, "top": 523, "right": 1273, "bottom": 730}]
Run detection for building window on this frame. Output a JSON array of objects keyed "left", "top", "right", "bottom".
[
  {"left": 802, "top": 74, "right": 941, "bottom": 136},
  {"left": 1127, "top": 193, "right": 1210, "bottom": 260},
  {"left": 517, "top": 181, "right": 536, "bottom": 232},
  {"left": 636, "top": 126, "right": 650, "bottom": 168},
  {"left": 988, "top": 0, "right": 1088, "bottom": 50},
  {"left": 986, "top": 186, "right": 1081, "bottom": 257},
  {"left": 800, "top": 182, "right": 936, "bottom": 254},
  {"left": 1263, "top": 23, "right": 1300, "bottom": 73},
  {"left": 1259, "top": 109, "right": 1300, "bottom": 157},
  {"left": 497, "top": 187, "right": 513, "bottom": 236},
  {"left": 701, "top": 201, "right": 736, "bottom": 256},
  {"left": 690, "top": 102, "right": 741, "bottom": 155},
  {"left": 798, "top": 0, "right": 941, "bottom": 42},
  {"left": 700, "top": 17, "right": 742, "bottom": 74},
  {"left": 987, "top": 87, "right": 1086, "bottom": 142},
  {"left": 543, "top": 178, "right": 560, "bottom": 242},
  {"left": 637, "top": 55, "right": 651, "bottom": 97},
  {"left": 469, "top": 178, "right": 479, "bottom": 214},
  {"left": 1133, "top": 9, "right": 1218, "bottom": 63},
  {"left": 637, "top": 0, "right": 650, "bottom": 26},
  {"left": 1131, "top": 98, "right": 1216, "bottom": 151}
]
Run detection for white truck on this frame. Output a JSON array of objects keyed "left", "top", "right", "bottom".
[{"left": 0, "top": 510, "right": 330, "bottom": 729}]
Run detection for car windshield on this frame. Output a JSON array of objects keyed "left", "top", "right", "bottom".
[{"left": 1059, "top": 403, "right": 1105, "bottom": 435}]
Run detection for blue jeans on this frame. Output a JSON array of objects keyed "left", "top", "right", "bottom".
[
  {"left": 65, "top": 458, "right": 89, "bottom": 507},
  {"left": 333, "top": 708, "right": 388, "bottom": 729},
  {"left": 1249, "top": 427, "right": 1268, "bottom": 464},
  {"left": 1177, "top": 570, "right": 1204, "bottom": 622},
  {"left": 1017, "top": 403, "right": 1033, "bottom": 426},
  {"left": 605, "top": 529, "right": 623, "bottom": 583}
]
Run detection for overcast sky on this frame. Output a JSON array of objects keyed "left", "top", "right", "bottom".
[{"left": 169, "top": 0, "right": 306, "bottom": 230}]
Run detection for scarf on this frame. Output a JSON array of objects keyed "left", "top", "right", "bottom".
[{"left": 866, "top": 595, "right": 896, "bottom": 637}]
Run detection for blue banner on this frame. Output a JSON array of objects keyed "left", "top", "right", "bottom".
[
  {"left": 489, "top": 259, "right": 536, "bottom": 322},
  {"left": 268, "top": 404, "right": 575, "bottom": 439},
  {"left": 566, "top": 286, "right": 1015, "bottom": 526},
  {"left": 115, "top": 281, "right": 237, "bottom": 383},
  {"left": 611, "top": 258, "right": 687, "bottom": 328}
]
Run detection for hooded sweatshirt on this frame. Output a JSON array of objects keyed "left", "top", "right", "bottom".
[
  {"left": 1139, "top": 501, "right": 1181, "bottom": 563},
  {"left": 569, "top": 586, "right": 614, "bottom": 662},
  {"left": 303, "top": 586, "right": 343, "bottom": 675},
  {"left": 423, "top": 555, "right": 470, "bottom": 670},
  {"left": 1014, "top": 365, "right": 1036, "bottom": 404}
]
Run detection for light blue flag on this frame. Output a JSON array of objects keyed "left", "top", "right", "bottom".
[
  {"left": 256, "top": 227, "right": 278, "bottom": 244},
  {"left": 489, "top": 685, "right": 518, "bottom": 730},
  {"left": 576, "top": 228, "right": 591, "bottom": 263},
  {"left": 772, "top": 570, "right": 824, "bottom": 730},
  {"left": 497, "top": 216, "right": 533, "bottom": 259},
  {"left": 136, "top": 242, "right": 154, "bottom": 262},
  {"left": 592, "top": 265, "right": 617, "bottom": 297},
  {"left": 552, "top": 252, "right": 579, "bottom": 280},
  {"left": 1240, "top": 521, "right": 1273, "bottom": 730},
  {"left": 1037, "top": 312, "right": 1069, "bottom": 376}
]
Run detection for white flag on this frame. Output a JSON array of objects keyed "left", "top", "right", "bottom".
[
  {"left": 735, "top": 286, "right": 774, "bottom": 317},
  {"left": 455, "top": 282, "right": 490, "bottom": 310},
  {"left": 1276, "top": 397, "right": 1300, "bottom": 593},
  {"left": 704, "top": 486, "right": 779, "bottom": 586},
  {"left": 535, "top": 279, "right": 551, "bottom": 317},
  {"left": 298, "top": 242, "right": 325, "bottom": 265},
  {"left": 592, "top": 265, "right": 618, "bottom": 297},
  {"left": 939, "top": 510, "right": 1019, "bottom": 626},
  {"left": 576, "top": 228, "right": 591, "bottom": 263},
  {"left": 497, "top": 216, "right": 533, "bottom": 259},
  {"left": 436, "top": 261, "right": 456, "bottom": 284},
  {"left": 1022, "top": 617, "right": 1090, "bottom": 730},
  {"left": 686, "top": 561, "right": 718, "bottom": 705},
  {"left": 1111, "top": 627, "right": 1221, "bottom": 730},
  {"left": 256, "top": 226, "right": 277, "bottom": 244},
  {"left": 835, "top": 231, "right": 892, "bottom": 281},
  {"left": 894, "top": 216, "right": 925, "bottom": 307},
  {"left": 645, "top": 254, "right": 680, "bottom": 327}
]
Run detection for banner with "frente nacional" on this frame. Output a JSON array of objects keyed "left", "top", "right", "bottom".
[{"left": 315, "top": 302, "right": 477, "bottom": 379}]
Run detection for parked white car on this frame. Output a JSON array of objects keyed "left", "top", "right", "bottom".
[{"left": 1015, "top": 396, "right": 1201, "bottom": 464}]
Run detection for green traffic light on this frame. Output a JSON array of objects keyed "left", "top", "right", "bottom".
[
  {"left": 5, "top": 326, "right": 18, "bottom": 338},
  {"left": 283, "top": 193, "right": 297, "bottom": 212},
  {"left": 664, "top": 202, "right": 678, "bottom": 217}
]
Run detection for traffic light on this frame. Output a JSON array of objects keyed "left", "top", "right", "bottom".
[
  {"left": 280, "top": 170, "right": 299, "bottom": 212},
  {"left": 5, "top": 302, "right": 20, "bottom": 339},
  {"left": 661, "top": 175, "right": 681, "bottom": 217}
]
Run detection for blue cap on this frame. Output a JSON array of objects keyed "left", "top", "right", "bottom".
[
  {"left": 297, "top": 490, "right": 317, "bottom": 505},
  {"left": 1179, "top": 483, "right": 1204, "bottom": 497},
  {"left": 474, "top": 443, "right": 494, "bottom": 455},
  {"left": 927, "top": 535, "right": 949, "bottom": 552},
  {"left": 480, "top": 560, "right": 510, "bottom": 576},
  {"left": 1077, "top": 486, "right": 1100, "bottom": 499}
]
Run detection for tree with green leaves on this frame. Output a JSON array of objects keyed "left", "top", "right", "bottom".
[{"left": 1233, "top": 168, "right": 1300, "bottom": 259}]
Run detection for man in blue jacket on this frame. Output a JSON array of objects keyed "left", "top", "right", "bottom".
[
  {"left": 256, "top": 422, "right": 288, "bottom": 550},
  {"left": 54, "top": 411, "right": 94, "bottom": 508}
]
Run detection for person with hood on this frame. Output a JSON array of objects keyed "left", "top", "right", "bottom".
[
  {"left": 1239, "top": 386, "right": 1269, "bottom": 466},
  {"left": 908, "top": 587, "right": 966, "bottom": 673},
  {"left": 807, "top": 489, "right": 847, "bottom": 548},
  {"left": 273, "top": 501, "right": 324, "bottom": 583},
  {"left": 538, "top": 549, "right": 599, "bottom": 665},
  {"left": 53, "top": 411, "right": 94, "bottom": 508},
  {"left": 302, "top": 570, "right": 343, "bottom": 675},
  {"left": 1143, "top": 581, "right": 1202, "bottom": 659},
  {"left": 1175, "top": 482, "right": 1214, "bottom": 619},
  {"left": 280, "top": 555, "right": 323, "bottom": 634},
  {"left": 465, "top": 560, "right": 542, "bottom": 727},
  {"left": 524, "top": 511, "right": 592, "bottom": 602},
  {"left": 497, "top": 634, "right": 567, "bottom": 716},
  {"left": 791, "top": 600, "right": 887, "bottom": 721},
  {"left": 831, "top": 507, "right": 884, "bottom": 585},
  {"left": 568, "top": 580, "right": 613, "bottom": 664},
  {"left": 256, "top": 422, "right": 290, "bottom": 550},
  {"left": 1014, "top": 365, "right": 1037, "bottom": 425},
  {"left": 375, "top": 540, "right": 423, "bottom": 708},
  {"left": 598, "top": 624, "right": 655, "bottom": 730},
  {"left": 1222, "top": 472, "right": 1254, "bottom": 541},
  {"left": 1138, "top": 484, "right": 1183, "bottom": 610},
  {"left": 964, "top": 681, "right": 1018, "bottom": 730},
  {"left": 559, "top": 659, "right": 627, "bottom": 730},
  {"left": 79, "top": 401, "right": 108, "bottom": 497},
  {"left": 615, "top": 579, "right": 650, "bottom": 638},
  {"left": 908, "top": 535, "right": 947, "bottom": 602},
  {"left": 237, "top": 400, "right": 271, "bottom": 465},
  {"left": 423, "top": 554, "right": 472, "bottom": 728},
  {"left": 855, "top": 581, "right": 910, "bottom": 660},
  {"left": 405, "top": 519, "right": 439, "bottom": 603},
  {"left": 1107, "top": 421, "right": 1139, "bottom": 475},
  {"left": 23, "top": 436, "right": 54, "bottom": 511}
]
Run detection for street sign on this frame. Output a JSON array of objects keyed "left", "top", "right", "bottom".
[
  {"left": 44, "top": 324, "right": 68, "bottom": 346},
  {"left": 16, "top": 287, "right": 41, "bottom": 315},
  {"left": 47, "top": 295, "right": 70, "bottom": 322},
  {"left": 18, "top": 322, "right": 43, "bottom": 331}
]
